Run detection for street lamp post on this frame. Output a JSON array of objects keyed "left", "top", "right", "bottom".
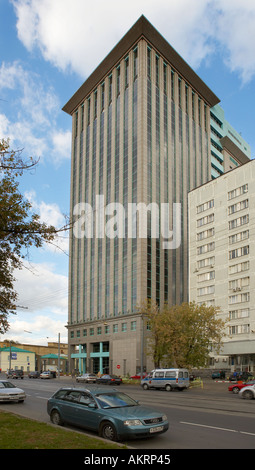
[
  {"left": 9, "top": 340, "right": 12, "bottom": 371},
  {"left": 140, "top": 314, "right": 144, "bottom": 382}
]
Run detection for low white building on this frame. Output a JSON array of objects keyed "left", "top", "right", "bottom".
[
  {"left": 0, "top": 346, "right": 36, "bottom": 372},
  {"left": 188, "top": 159, "right": 255, "bottom": 372}
]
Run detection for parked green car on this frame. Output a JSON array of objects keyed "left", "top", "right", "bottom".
[
  {"left": 211, "top": 370, "right": 226, "bottom": 380},
  {"left": 47, "top": 387, "right": 169, "bottom": 441}
]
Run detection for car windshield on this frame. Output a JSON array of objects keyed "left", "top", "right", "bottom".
[
  {"left": 95, "top": 392, "right": 138, "bottom": 409},
  {"left": 0, "top": 382, "right": 16, "bottom": 389}
]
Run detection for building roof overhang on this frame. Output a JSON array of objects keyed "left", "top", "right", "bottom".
[
  {"left": 220, "top": 136, "right": 251, "bottom": 165},
  {"left": 63, "top": 15, "right": 220, "bottom": 115}
]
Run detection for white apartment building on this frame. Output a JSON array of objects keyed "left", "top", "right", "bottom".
[{"left": 189, "top": 159, "right": 255, "bottom": 372}]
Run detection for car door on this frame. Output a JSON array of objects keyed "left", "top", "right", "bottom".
[
  {"left": 60, "top": 390, "right": 82, "bottom": 424},
  {"left": 74, "top": 392, "right": 102, "bottom": 431},
  {"left": 151, "top": 371, "right": 164, "bottom": 388}
]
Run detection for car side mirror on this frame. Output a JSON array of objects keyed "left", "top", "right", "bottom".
[{"left": 88, "top": 403, "right": 97, "bottom": 409}]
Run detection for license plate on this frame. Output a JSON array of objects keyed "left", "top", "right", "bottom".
[{"left": 150, "top": 425, "right": 164, "bottom": 433}]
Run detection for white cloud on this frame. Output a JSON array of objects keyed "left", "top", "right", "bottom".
[
  {"left": 52, "top": 129, "right": 72, "bottom": 163},
  {"left": 11, "top": 0, "right": 255, "bottom": 83},
  {"left": 3, "top": 316, "right": 68, "bottom": 345},
  {"left": 1, "top": 260, "right": 69, "bottom": 344},
  {"left": 14, "top": 260, "right": 68, "bottom": 313},
  {"left": 0, "top": 61, "right": 70, "bottom": 163},
  {"left": 24, "top": 190, "right": 69, "bottom": 253},
  {"left": 213, "top": 0, "right": 255, "bottom": 83}
]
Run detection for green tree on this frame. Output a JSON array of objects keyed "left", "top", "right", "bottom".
[
  {"left": 0, "top": 139, "right": 65, "bottom": 333},
  {"left": 141, "top": 300, "right": 226, "bottom": 369}
]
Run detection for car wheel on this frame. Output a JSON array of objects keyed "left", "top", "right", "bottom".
[
  {"left": 232, "top": 387, "right": 240, "bottom": 394},
  {"left": 50, "top": 410, "right": 63, "bottom": 426},
  {"left": 143, "top": 383, "right": 149, "bottom": 390},
  {"left": 165, "top": 384, "right": 172, "bottom": 392},
  {"left": 100, "top": 421, "right": 118, "bottom": 441},
  {"left": 242, "top": 390, "right": 254, "bottom": 400}
]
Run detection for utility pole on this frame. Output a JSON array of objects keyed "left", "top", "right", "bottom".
[{"left": 58, "top": 333, "right": 60, "bottom": 379}]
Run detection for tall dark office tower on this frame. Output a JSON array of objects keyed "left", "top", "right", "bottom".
[{"left": 63, "top": 16, "right": 220, "bottom": 374}]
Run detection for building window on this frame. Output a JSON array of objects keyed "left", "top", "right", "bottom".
[
  {"left": 185, "top": 84, "right": 189, "bottom": 114},
  {"left": 125, "top": 56, "right": 129, "bottom": 88},
  {"left": 90, "top": 328, "right": 94, "bottom": 336},
  {"left": 229, "top": 214, "right": 249, "bottom": 230},
  {"left": 198, "top": 299, "right": 215, "bottom": 307},
  {"left": 197, "top": 214, "right": 214, "bottom": 227},
  {"left": 133, "top": 47, "right": 138, "bottom": 81},
  {"left": 116, "top": 65, "right": 120, "bottom": 95},
  {"left": 229, "top": 308, "right": 250, "bottom": 320},
  {"left": 121, "top": 322, "right": 127, "bottom": 332},
  {"left": 197, "top": 271, "right": 215, "bottom": 282},
  {"left": 108, "top": 74, "right": 112, "bottom": 103},
  {"left": 228, "top": 199, "right": 248, "bottom": 215},
  {"left": 171, "top": 70, "right": 174, "bottom": 100},
  {"left": 229, "top": 292, "right": 250, "bottom": 304},
  {"left": 229, "top": 277, "right": 250, "bottom": 290},
  {"left": 156, "top": 55, "right": 159, "bottom": 88},
  {"left": 228, "top": 184, "right": 248, "bottom": 200},
  {"left": 229, "top": 261, "right": 249, "bottom": 275},
  {"left": 83, "top": 329, "right": 87, "bottom": 337},
  {"left": 197, "top": 242, "right": 215, "bottom": 255},
  {"left": 105, "top": 325, "right": 110, "bottom": 334},
  {"left": 229, "top": 324, "right": 250, "bottom": 335},
  {"left": 229, "top": 246, "right": 249, "bottom": 260},
  {"left": 197, "top": 285, "right": 215, "bottom": 296},
  {"left": 77, "top": 330, "right": 80, "bottom": 338},
  {"left": 197, "top": 256, "right": 215, "bottom": 269},
  {"left": 131, "top": 321, "right": 136, "bottom": 331},
  {"left": 229, "top": 230, "right": 249, "bottom": 245},
  {"left": 70, "top": 331, "right": 74, "bottom": 339},
  {"left": 94, "top": 91, "right": 97, "bottom": 119},
  {"left": 197, "top": 228, "right": 215, "bottom": 241},
  {"left": 101, "top": 82, "right": 105, "bottom": 111},
  {"left": 113, "top": 324, "right": 118, "bottom": 333},
  {"left": 197, "top": 199, "right": 214, "bottom": 214},
  {"left": 163, "top": 63, "right": 167, "bottom": 95}
]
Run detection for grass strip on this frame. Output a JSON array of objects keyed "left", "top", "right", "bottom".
[{"left": 0, "top": 410, "right": 126, "bottom": 449}]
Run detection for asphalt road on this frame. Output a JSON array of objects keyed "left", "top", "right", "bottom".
[{"left": 1, "top": 374, "right": 255, "bottom": 449}]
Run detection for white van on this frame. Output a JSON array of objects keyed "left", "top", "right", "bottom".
[{"left": 141, "top": 368, "right": 189, "bottom": 391}]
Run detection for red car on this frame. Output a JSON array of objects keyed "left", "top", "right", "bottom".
[
  {"left": 228, "top": 380, "right": 255, "bottom": 394},
  {"left": 130, "top": 373, "right": 147, "bottom": 380}
]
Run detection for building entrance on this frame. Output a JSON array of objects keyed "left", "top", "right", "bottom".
[{"left": 91, "top": 342, "right": 109, "bottom": 374}]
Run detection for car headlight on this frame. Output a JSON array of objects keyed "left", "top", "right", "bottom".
[
  {"left": 124, "top": 419, "right": 142, "bottom": 426},
  {"left": 162, "top": 415, "right": 167, "bottom": 421}
]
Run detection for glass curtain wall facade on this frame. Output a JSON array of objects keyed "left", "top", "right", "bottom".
[
  {"left": 69, "top": 46, "right": 139, "bottom": 326},
  {"left": 65, "top": 16, "right": 219, "bottom": 374}
]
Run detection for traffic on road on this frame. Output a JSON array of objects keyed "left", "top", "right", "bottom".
[{"left": 0, "top": 372, "right": 255, "bottom": 449}]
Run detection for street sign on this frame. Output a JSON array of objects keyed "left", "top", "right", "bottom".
[{"left": 116, "top": 365, "right": 120, "bottom": 369}]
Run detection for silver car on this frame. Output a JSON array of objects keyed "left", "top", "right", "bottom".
[
  {"left": 0, "top": 380, "right": 26, "bottom": 402},
  {"left": 76, "top": 373, "right": 97, "bottom": 383},
  {"left": 239, "top": 384, "right": 255, "bottom": 400}
]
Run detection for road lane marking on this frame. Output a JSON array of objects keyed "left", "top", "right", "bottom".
[{"left": 180, "top": 421, "right": 238, "bottom": 433}]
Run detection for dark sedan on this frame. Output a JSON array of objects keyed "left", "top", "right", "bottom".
[
  {"left": 96, "top": 374, "right": 122, "bottom": 385},
  {"left": 28, "top": 371, "right": 40, "bottom": 379}
]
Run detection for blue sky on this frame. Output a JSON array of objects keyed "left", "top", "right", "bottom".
[{"left": 1, "top": 0, "right": 255, "bottom": 346}]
